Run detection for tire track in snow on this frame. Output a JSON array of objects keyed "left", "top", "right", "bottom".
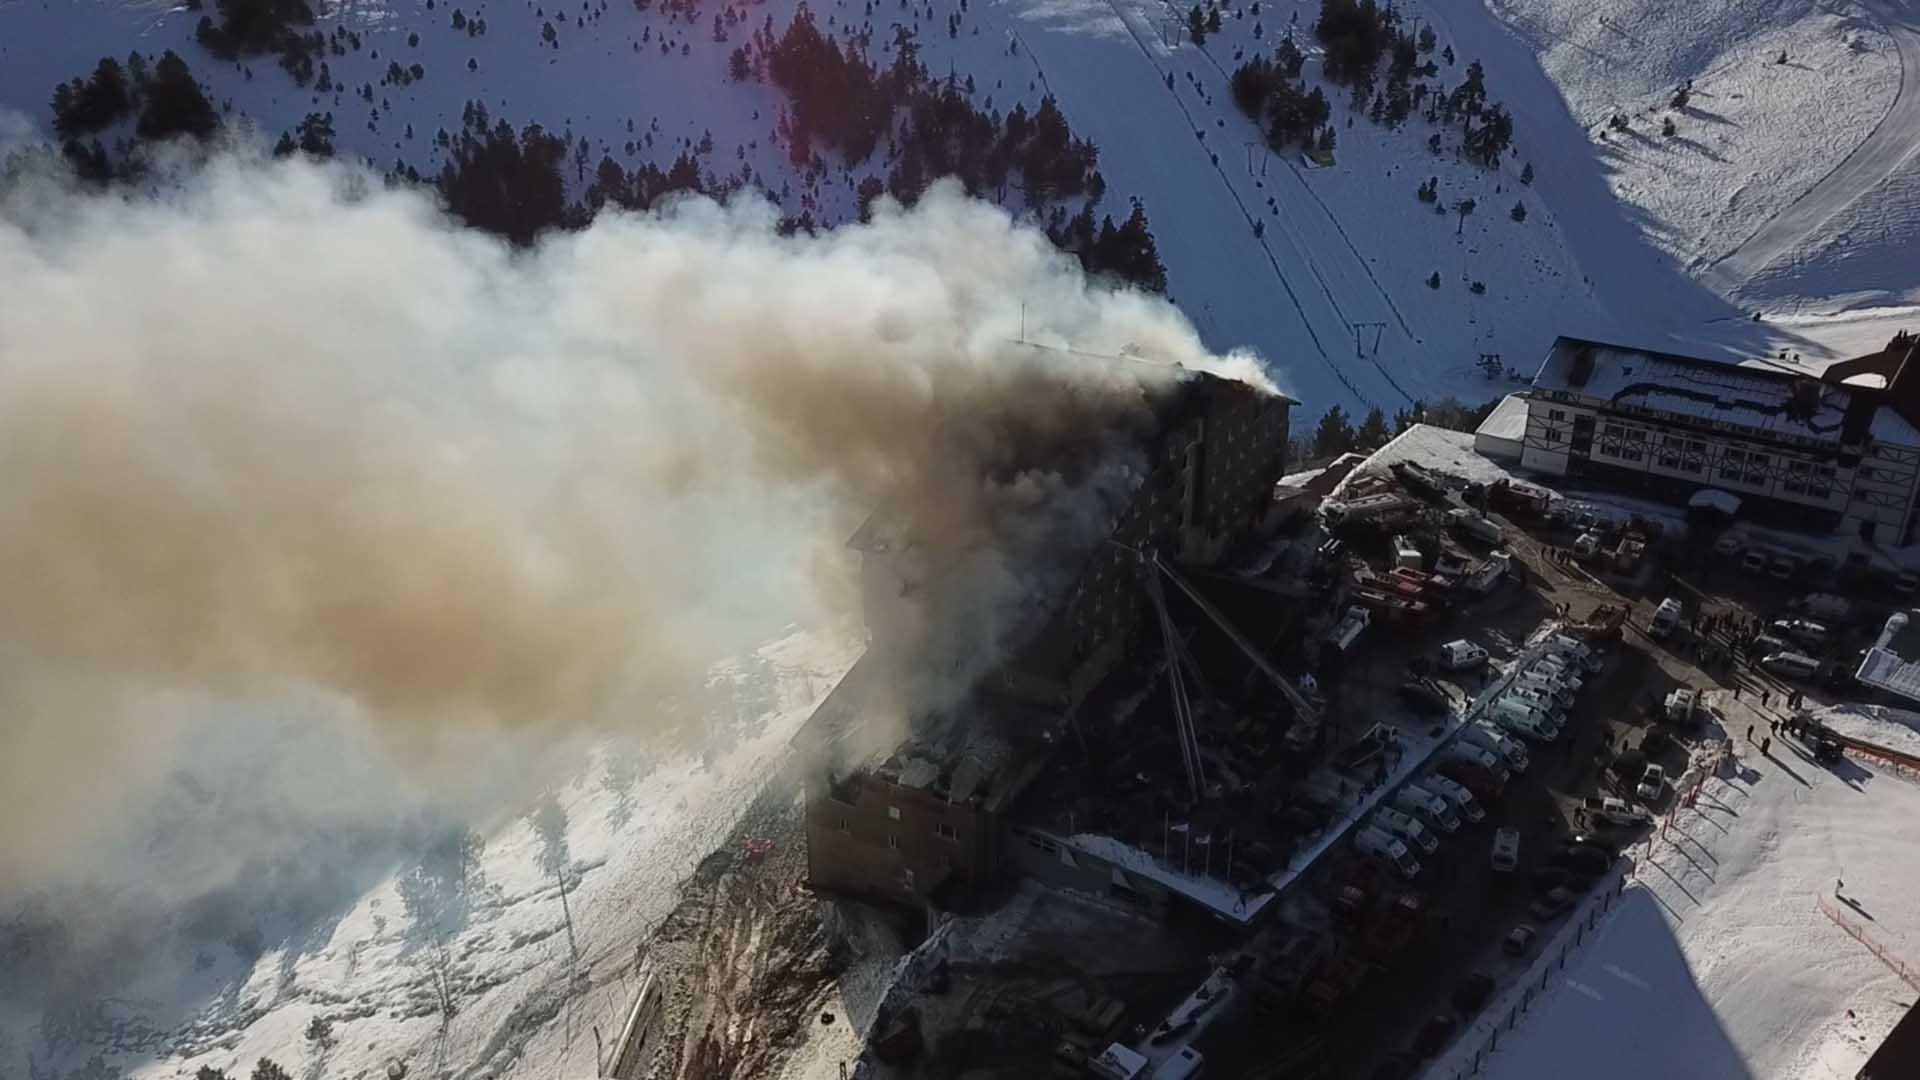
[{"left": 1704, "top": 0, "right": 1920, "bottom": 298}]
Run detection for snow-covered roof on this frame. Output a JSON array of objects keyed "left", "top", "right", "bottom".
[
  {"left": 1855, "top": 612, "right": 1920, "bottom": 705},
  {"left": 1532, "top": 337, "right": 1860, "bottom": 446},
  {"left": 1331, "top": 424, "right": 1519, "bottom": 498},
  {"left": 1476, "top": 393, "right": 1530, "bottom": 442}
]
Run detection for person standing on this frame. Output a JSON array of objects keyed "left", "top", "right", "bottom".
[
  {"left": 1746, "top": 723, "right": 1754, "bottom": 741},
  {"left": 1761, "top": 736, "right": 1771, "bottom": 754}
]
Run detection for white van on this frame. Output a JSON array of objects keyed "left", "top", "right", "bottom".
[
  {"left": 1372, "top": 807, "right": 1439, "bottom": 854},
  {"left": 1439, "top": 639, "right": 1490, "bottom": 671},
  {"left": 1354, "top": 825, "right": 1421, "bottom": 878},
  {"left": 1513, "top": 670, "right": 1576, "bottom": 709},
  {"left": 1529, "top": 654, "right": 1585, "bottom": 693},
  {"left": 1464, "top": 723, "right": 1530, "bottom": 773},
  {"left": 1545, "top": 634, "right": 1605, "bottom": 673},
  {"left": 1394, "top": 784, "right": 1461, "bottom": 833},
  {"left": 1421, "top": 774, "right": 1486, "bottom": 824},
  {"left": 1440, "top": 743, "right": 1511, "bottom": 787},
  {"left": 1760, "top": 651, "right": 1821, "bottom": 682},
  {"left": 1503, "top": 686, "right": 1568, "bottom": 722},
  {"left": 1489, "top": 698, "right": 1560, "bottom": 743},
  {"left": 1649, "top": 597, "right": 1683, "bottom": 639}
]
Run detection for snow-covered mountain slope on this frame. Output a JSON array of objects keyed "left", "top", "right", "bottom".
[
  {"left": 0, "top": 0, "right": 1619, "bottom": 419},
  {"left": 15, "top": 626, "right": 859, "bottom": 1080},
  {"left": 1477, "top": 0, "right": 1917, "bottom": 312},
  {"left": 1434, "top": 695, "right": 1920, "bottom": 1080}
]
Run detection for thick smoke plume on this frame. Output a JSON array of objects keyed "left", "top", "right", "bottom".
[{"left": 0, "top": 149, "right": 1275, "bottom": 1019}]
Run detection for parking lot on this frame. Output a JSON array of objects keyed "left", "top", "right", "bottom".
[{"left": 1189, "top": 479, "right": 1760, "bottom": 1080}]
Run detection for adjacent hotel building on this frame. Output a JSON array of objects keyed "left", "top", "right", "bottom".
[{"left": 1515, "top": 334, "right": 1920, "bottom": 546}]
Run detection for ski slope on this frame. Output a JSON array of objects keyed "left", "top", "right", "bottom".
[
  {"left": 0, "top": 0, "right": 1615, "bottom": 419},
  {"left": 1429, "top": 696, "right": 1920, "bottom": 1080}
]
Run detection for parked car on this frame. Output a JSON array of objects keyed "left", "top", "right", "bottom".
[
  {"left": 1649, "top": 597, "right": 1683, "bottom": 639},
  {"left": 1412, "top": 1014, "right": 1459, "bottom": 1059},
  {"left": 1770, "top": 619, "right": 1830, "bottom": 648},
  {"left": 1398, "top": 680, "right": 1452, "bottom": 715},
  {"left": 1439, "top": 639, "right": 1490, "bottom": 671},
  {"left": 1566, "top": 833, "right": 1622, "bottom": 858},
  {"left": 1741, "top": 549, "right": 1770, "bottom": 574},
  {"left": 1761, "top": 651, "right": 1822, "bottom": 682},
  {"left": 1491, "top": 827, "right": 1520, "bottom": 873},
  {"left": 1450, "top": 972, "right": 1496, "bottom": 1014},
  {"left": 1503, "top": 924, "right": 1538, "bottom": 957},
  {"left": 1579, "top": 796, "right": 1649, "bottom": 830},
  {"left": 1637, "top": 763, "right": 1668, "bottom": 801},
  {"left": 1770, "top": 553, "right": 1798, "bottom": 581},
  {"left": 1548, "top": 846, "right": 1609, "bottom": 880},
  {"left": 1529, "top": 886, "right": 1578, "bottom": 920}
]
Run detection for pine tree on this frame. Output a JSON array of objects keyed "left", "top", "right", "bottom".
[
  {"left": 1188, "top": 5, "right": 1206, "bottom": 44},
  {"left": 1356, "top": 406, "right": 1389, "bottom": 448},
  {"left": 1510, "top": 200, "right": 1526, "bottom": 222},
  {"left": 252, "top": 1061, "right": 292, "bottom": 1080},
  {"left": 1417, "top": 25, "right": 1436, "bottom": 53},
  {"left": 1312, "top": 404, "right": 1356, "bottom": 457},
  {"left": 1317, "top": 125, "right": 1336, "bottom": 153},
  {"left": 1670, "top": 84, "right": 1689, "bottom": 110},
  {"left": 1520, "top": 161, "right": 1533, "bottom": 184},
  {"left": 135, "top": 50, "right": 218, "bottom": 140},
  {"left": 194, "top": 1068, "right": 229, "bottom": 1080},
  {"left": 1207, "top": 6, "right": 1221, "bottom": 33},
  {"left": 1454, "top": 197, "right": 1476, "bottom": 234},
  {"left": 1426, "top": 270, "right": 1441, "bottom": 289}
]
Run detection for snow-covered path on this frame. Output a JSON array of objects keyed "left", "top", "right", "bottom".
[{"left": 1705, "top": 0, "right": 1920, "bottom": 299}]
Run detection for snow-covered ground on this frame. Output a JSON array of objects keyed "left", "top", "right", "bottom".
[
  {"left": 1, "top": 626, "right": 859, "bottom": 1080},
  {"left": 1429, "top": 692, "right": 1920, "bottom": 1080}
]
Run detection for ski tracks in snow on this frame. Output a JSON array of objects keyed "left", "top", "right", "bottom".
[
  {"left": 1705, "top": 0, "right": 1920, "bottom": 298},
  {"left": 1109, "top": 0, "right": 1416, "bottom": 410}
]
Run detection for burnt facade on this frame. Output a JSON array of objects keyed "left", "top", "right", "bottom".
[{"left": 795, "top": 370, "right": 1292, "bottom": 909}]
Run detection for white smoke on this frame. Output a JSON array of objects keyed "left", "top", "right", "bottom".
[{"left": 0, "top": 147, "right": 1279, "bottom": 1019}]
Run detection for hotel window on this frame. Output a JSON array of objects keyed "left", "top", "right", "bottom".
[
  {"left": 1744, "top": 454, "right": 1769, "bottom": 486},
  {"left": 1657, "top": 436, "right": 1683, "bottom": 470},
  {"left": 1545, "top": 428, "right": 1563, "bottom": 443},
  {"left": 888, "top": 834, "right": 899, "bottom": 850},
  {"left": 935, "top": 823, "right": 959, "bottom": 842},
  {"left": 1719, "top": 449, "right": 1745, "bottom": 483},
  {"left": 1784, "top": 461, "right": 1810, "bottom": 495},
  {"left": 1619, "top": 428, "right": 1646, "bottom": 462},
  {"left": 1549, "top": 408, "right": 1567, "bottom": 422}
]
